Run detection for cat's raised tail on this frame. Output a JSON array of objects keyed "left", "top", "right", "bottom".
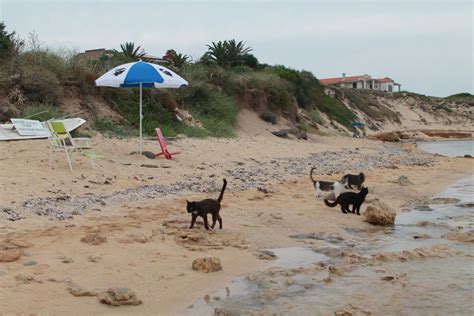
[
  {"left": 310, "top": 167, "right": 317, "bottom": 183},
  {"left": 324, "top": 199, "right": 337, "bottom": 207},
  {"left": 217, "top": 179, "right": 227, "bottom": 203}
]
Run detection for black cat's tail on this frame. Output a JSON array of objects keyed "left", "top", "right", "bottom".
[
  {"left": 324, "top": 199, "right": 337, "bottom": 208},
  {"left": 217, "top": 179, "right": 227, "bottom": 203}
]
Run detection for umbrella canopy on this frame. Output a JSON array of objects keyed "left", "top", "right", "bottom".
[{"left": 95, "top": 60, "right": 188, "bottom": 153}]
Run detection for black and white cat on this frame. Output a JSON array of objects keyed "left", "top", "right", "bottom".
[
  {"left": 186, "top": 179, "right": 227, "bottom": 230},
  {"left": 310, "top": 167, "right": 347, "bottom": 199}
]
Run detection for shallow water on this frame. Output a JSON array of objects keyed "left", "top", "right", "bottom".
[
  {"left": 189, "top": 176, "right": 474, "bottom": 315},
  {"left": 417, "top": 139, "right": 474, "bottom": 157},
  {"left": 267, "top": 247, "right": 329, "bottom": 269}
]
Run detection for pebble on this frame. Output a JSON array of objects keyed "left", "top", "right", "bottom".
[
  {"left": 23, "top": 260, "right": 38, "bottom": 266},
  {"left": 287, "top": 284, "right": 305, "bottom": 293}
]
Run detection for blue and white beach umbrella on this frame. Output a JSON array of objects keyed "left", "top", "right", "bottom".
[{"left": 95, "top": 60, "right": 188, "bottom": 153}]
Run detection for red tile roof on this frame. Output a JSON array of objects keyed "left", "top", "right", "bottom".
[
  {"left": 319, "top": 75, "right": 395, "bottom": 85},
  {"left": 376, "top": 77, "right": 394, "bottom": 83},
  {"left": 319, "top": 75, "right": 371, "bottom": 85}
]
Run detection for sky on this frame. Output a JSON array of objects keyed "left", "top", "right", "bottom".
[{"left": 0, "top": 0, "right": 472, "bottom": 97}]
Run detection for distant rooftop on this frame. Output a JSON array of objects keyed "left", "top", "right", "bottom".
[{"left": 319, "top": 74, "right": 397, "bottom": 85}]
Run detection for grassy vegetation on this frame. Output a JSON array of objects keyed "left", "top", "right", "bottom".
[
  {"left": 1, "top": 23, "right": 361, "bottom": 137},
  {"left": 338, "top": 88, "right": 400, "bottom": 123},
  {"left": 309, "top": 110, "right": 325, "bottom": 125},
  {"left": 445, "top": 92, "right": 474, "bottom": 107},
  {"left": 19, "top": 104, "right": 64, "bottom": 121},
  {"left": 93, "top": 118, "right": 128, "bottom": 137},
  {"left": 446, "top": 92, "right": 472, "bottom": 99}
]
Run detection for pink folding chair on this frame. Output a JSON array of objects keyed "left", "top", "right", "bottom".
[{"left": 155, "top": 128, "right": 181, "bottom": 160}]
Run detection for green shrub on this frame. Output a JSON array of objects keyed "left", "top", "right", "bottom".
[
  {"left": 94, "top": 118, "right": 127, "bottom": 137},
  {"left": 446, "top": 92, "right": 472, "bottom": 99},
  {"left": 235, "top": 71, "right": 294, "bottom": 111},
  {"left": 19, "top": 65, "right": 63, "bottom": 104},
  {"left": 269, "top": 66, "right": 320, "bottom": 109},
  {"left": 298, "top": 121, "right": 310, "bottom": 132},
  {"left": 231, "top": 65, "right": 254, "bottom": 74},
  {"left": 20, "top": 103, "right": 64, "bottom": 121},
  {"left": 315, "top": 92, "right": 356, "bottom": 129},
  {"left": 177, "top": 85, "right": 238, "bottom": 137},
  {"left": 309, "top": 110, "right": 325, "bottom": 125},
  {"left": 19, "top": 50, "right": 70, "bottom": 80}
]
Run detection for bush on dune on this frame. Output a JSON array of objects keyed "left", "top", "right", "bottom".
[
  {"left": 19, "top": 103, "right": 64, "bottom": 121},
  {"left": 19, "top": 65, "right": 63, "bottom": 104}
]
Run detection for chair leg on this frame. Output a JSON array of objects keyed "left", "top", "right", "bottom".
[{"left": 65, "top": 149, "right": 73, "bottom": 172}]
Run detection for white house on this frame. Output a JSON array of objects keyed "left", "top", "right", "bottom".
[{"left": 319, "top": 73, "right": 401, "bottom": 92}]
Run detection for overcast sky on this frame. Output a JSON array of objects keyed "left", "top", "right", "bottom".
[{"left": 1, "top": 0, "right": 472, "bottom": 97}]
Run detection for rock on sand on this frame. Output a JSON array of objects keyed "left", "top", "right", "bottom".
[
  {"left": 0, "top": 243, "right": 23, "bottom": 262},
  {"left": 192, "top": 257, "right": 222, "bottom": 273},
  {"left": 364, "top": 200, "right": 396, "bottom": 226},
  {"left": 98, "top": 288, "right": 142, "bottom": 306}
]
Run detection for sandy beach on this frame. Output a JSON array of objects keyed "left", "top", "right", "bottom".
[{"left": 0, "top": 111, "right": 472, "bottom": 315}]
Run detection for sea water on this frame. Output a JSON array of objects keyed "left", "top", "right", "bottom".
[{"left": 417, "top": 139, "right": 474, "bottom": 157}]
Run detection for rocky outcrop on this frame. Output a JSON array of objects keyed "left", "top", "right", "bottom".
[
  {"left": 192, "top": 257, "right": 222, "bottom": 273},
  {"left": 364, "top": 200, "right": 396, "bottom": 226},
  {"left": 97, "top": 288, "right": 142, "bottom": 306}
]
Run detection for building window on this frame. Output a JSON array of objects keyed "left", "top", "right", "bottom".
[{"left": 352, "top": 82, "right": 357, "bottom": 89}]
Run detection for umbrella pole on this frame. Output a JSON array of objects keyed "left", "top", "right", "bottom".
[{"left": 139, "top": 82, "right": 143, "bottom": 154}]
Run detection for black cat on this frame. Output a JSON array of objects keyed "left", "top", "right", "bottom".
[
  {"left": 324, "top": 187, "right": 368, "bottom": 215},
  {"left": 187, "top": 179, "right": 227, "bottom": 230},
  {"left": 341, "top": 172, "right": 365, "bottom": 190}
]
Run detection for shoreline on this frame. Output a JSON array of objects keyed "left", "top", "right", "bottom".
[{"left": 182, "top": 162, "right": 472, "bottom": 314}]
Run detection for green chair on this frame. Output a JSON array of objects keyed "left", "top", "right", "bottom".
[{"left": 48, "top": 121, "right": 95, "bottom": 171}]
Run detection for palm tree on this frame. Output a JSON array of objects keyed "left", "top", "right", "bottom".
[
  {"left": 172, "top": 52, "right": 190, "bottom": 68},
  {"left": 225, "top": 39, "right": 252, "bottom": 67},
  {"left": 204, "top": 40, "right": 252, "bottom": 68},
  {"left": 115, "top": 42, "right": 146, "bottom": 60}
]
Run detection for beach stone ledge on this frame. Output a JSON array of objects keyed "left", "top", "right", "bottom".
[
  {"left": 98, "top": 288, "right": 142, "bottom": 306},
  {"left": 192, "top": 257, "right": 222, "bottom": 273},
  {"left": 364, "top": 200, "right": 396, "bottom": 226}
]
